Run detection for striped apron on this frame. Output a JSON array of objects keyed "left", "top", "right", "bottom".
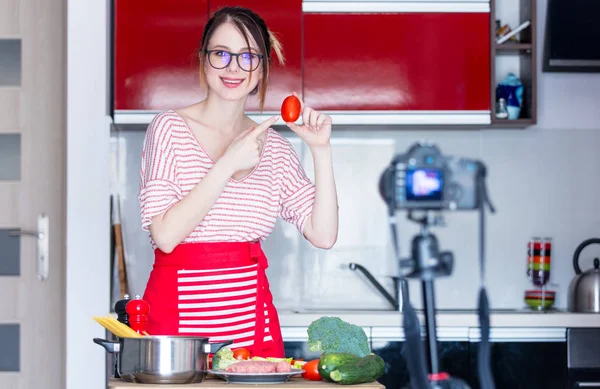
[{"left": 142, "top": 241, "right": 284, "bottom": 358}]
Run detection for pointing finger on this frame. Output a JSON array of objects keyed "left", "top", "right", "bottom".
[{"left": 251, "top": 115, "right": 279, "bottom": 136}]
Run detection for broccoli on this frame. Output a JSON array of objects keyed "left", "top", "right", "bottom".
[
  {"left": 307, "top": 316, "right": 371, "bottom": 357},
  {"left": 211, "top": 346, "right": 237, "bottom": 370}
]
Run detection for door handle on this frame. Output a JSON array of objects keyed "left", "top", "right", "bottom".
[{"left": 9, "top": 213, "right": 49, "bottom": 281}]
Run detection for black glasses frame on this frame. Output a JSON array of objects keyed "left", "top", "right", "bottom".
[{"left": 205, "top": 50, "right": 264, "bottom": 72}]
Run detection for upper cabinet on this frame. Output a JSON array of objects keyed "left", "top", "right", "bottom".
[
  {"left": 208, "top": 0, "right": 303, "bottom": 113},
  {"left": 114, "top": 0, "right": 302, "bottom": 115},
  {"left": 114, "top": 0, "right": 209, "bottom": 111},
  {"left": 112, "top": 1, "right": 529, "bottom": 127},
  {"left": 303, "top": 3, "right": 491, "bottom": 125}
]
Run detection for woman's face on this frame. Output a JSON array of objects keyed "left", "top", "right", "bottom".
[{"left": 203, "top": 21, "right": 263, "bottom": 102}]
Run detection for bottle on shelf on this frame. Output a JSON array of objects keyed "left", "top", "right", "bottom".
[{"left": 496, "top": 98, "right": 508, "bottom": 119}]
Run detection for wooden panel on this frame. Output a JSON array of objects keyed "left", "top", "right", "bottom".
[
  {"left": 0, "top": 183, "right": 19, "bottom": 227},
  {"left": 208, "top": 0, "right": 303, "bottom": 112},
  {"left": 303, "top": 13, "right": 491, "bottom": 111},
  {"left": 0, "top": 278, "right": 19, "bottom": 321},
  {"left": 0, "top": 0, "right": 20, "bottom": 36},
  {"left": 0, "top": 88, "right": 20, "bottom": 131},
  {"left": 114, "top": 0, "right": 209, "bottom": 111}
]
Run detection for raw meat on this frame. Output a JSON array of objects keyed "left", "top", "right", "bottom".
[
  {"left": 276, "top": 361, "right": 292, "bottom": 372},
  {"left": 225, "top": 360, "right": 292, "bottom": 373}
]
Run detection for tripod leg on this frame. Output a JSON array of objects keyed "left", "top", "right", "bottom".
[{"left": 422, "top": 279, "right": 440, "bottom": 374}]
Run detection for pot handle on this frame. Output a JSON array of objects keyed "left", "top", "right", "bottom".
[
  {"left": 93, "top": 338, "right": 121, "bottom": 353},
  {"left": 573, "top": 238, "right": 600, "bottom": 274},
  {"left": 204, "top": 339, "right": 234, "bottom": 354}
]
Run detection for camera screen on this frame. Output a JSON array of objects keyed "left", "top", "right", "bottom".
[{"left": 406, "top": 169, "right": 443, "bottom": 201}]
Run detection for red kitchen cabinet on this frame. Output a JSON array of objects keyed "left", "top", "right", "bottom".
[
  {"left": 208, "top": 1, "right": 303, "bottom": 112},
  {"left": 114, "top": 1, "right": 209, "bottom": 111},
  {"left": 114, "top": 1, "right": 302, "bottom": 113},
  {"left": 303, "top": 12, "right": 491, "bottom": 112}
]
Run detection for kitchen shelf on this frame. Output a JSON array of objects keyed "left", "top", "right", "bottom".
[
  {"left": 495, "top": 42, "right": 532, "bottom": 52},
  {"left": 490, "top": 0, "right": 537, "bottom": 128},
  {"left": 490, "top": 118, "right": 536, "bottom": 128}
]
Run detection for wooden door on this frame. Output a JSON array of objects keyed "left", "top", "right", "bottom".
[{"left": 0, "top": 0, "right": 66, "bottom": 387}]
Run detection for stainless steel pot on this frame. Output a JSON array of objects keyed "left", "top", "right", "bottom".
[
  {"left": 93, "top": 336, "right": 233, "bottom": 384},
  {"left": 567, "top": 238, "right": 600, "bottom": 313}
]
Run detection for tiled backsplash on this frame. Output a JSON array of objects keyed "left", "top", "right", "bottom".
[{"left": 110, "top": 126, "right": 600, "bottom": 311}]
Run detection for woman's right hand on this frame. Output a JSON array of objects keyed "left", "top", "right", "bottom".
[{"left": 221, "top": 115, "right": 280, "bottom": 173}]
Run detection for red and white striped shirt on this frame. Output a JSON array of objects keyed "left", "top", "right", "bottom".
[{"left": 138, "top": 110, "right": 316, "bottom": 249}]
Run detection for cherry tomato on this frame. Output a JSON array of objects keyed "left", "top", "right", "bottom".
[
  {"left": 232, "top": 348, "right": 251, "bottom": 360},
  {"left": 302, "top": 359, "right": 322, "bottom": 381},
  {"left": 281, "top": 95, "right": 301, "bottom": 123}
]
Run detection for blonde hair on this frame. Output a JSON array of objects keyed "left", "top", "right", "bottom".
[{"left": 198, "top": 7, "right": 286, "bottom": 112}]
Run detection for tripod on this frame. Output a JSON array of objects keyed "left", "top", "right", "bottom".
[
  {"left": 379, "top": 145, "right": 496, "bottom": 389},
  {"left": 388, "top": 205, "right": 495, "bottom": 388},
  {"left": 398, "top": 211, "right": 470, "bottom": 388}
]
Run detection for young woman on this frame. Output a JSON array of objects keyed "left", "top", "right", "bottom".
[{"left": 137, "top": 6, "right": 339, "bottom": 358}]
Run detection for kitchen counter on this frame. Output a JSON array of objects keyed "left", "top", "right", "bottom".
[
  {"left": 278, "top": 309, "right": 599, "bottom": 342},
  {"left": 108, "top": 378, "right": 384, "bottom": 388},
  {"left": 278, "top": 309, "right": 600, "bottom": 328}
]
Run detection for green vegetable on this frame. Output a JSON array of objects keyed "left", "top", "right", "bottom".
[
  {"left": 293, "top": 360, "right": 307, "bottom": 369},
  {"left": 318, "top": 352, "right": 362, "bottom": 381},
  {"left": 329, "top": 354, "right": 386, "bottom": 385},
  {"left": 266, "top": 357, "right": 293, "bottom": 364},
  {"left": 212, "top": 346, "right": 237, "bottom": 370},
  {"left": 307, "top": 316, "right": 371, "bottom": 357}
]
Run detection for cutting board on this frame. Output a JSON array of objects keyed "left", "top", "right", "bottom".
[{"left": 108, "top": 377, "right": 385, "bottom": 388}]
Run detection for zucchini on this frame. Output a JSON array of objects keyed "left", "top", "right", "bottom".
[
  {"left": 329, "top": 354, "right": 386, "bottom": 385},
  {"left": 318, "top": 352, "right": 362, "bottom": 381}
]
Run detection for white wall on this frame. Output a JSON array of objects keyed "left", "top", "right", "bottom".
[
  {"left": 534, "top": 0, "right": 600, "bottom": 129},
  {"left": 67, "top": 1, "right": 111, "bottom": 389}
]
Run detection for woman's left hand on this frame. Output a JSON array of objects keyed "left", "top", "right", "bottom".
[{"left": 285, "top": 92, "right": 332, "bottom": 149}]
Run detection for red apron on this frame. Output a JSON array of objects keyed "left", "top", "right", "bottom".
[{"left": 142, "top": 241, "right": 284, "bottom": 358}]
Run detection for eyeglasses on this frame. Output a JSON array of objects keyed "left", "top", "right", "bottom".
[{"left": 205, "top": 50, "right": 263, "bottom": 72}]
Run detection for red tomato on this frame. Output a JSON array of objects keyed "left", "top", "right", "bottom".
[
  {"left": 281, "top": 95, "right": 301, "bottom": 123},
  {"left": 302, "top": 359, "right": 322, "bottom": 381},
  {"left": 232, "top": 348, "right": 251, "bottom": 360}
]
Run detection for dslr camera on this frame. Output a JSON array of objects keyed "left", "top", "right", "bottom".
[{"left": 379, "top": 142, "right": 485, "bottom": 211}]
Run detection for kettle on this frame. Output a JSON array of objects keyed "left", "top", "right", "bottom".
[{"left": 567, "top": 238, "right": 600, "bottom": 313}]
